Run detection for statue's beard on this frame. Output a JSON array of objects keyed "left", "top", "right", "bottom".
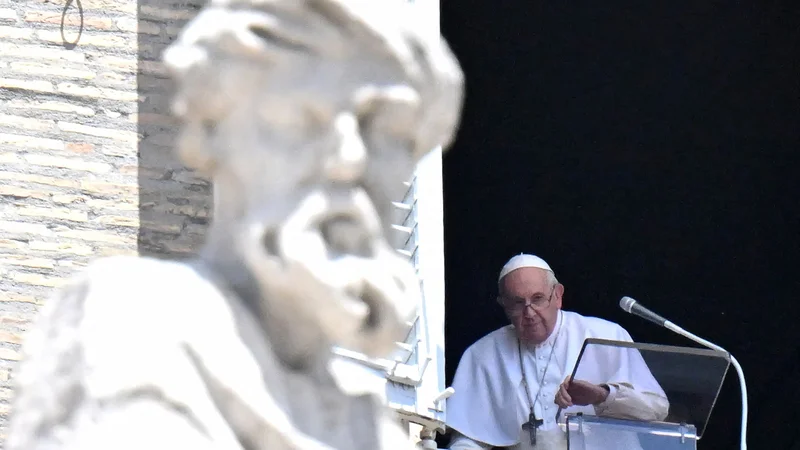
[{"left": 236, "top": 186, "right": 419, "bottom": 366}]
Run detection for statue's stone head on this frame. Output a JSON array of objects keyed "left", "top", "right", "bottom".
[{"left": 162, "top": 0, "right": 463, "bottom": 361}]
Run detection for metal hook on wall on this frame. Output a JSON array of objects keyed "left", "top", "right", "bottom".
[{"left": 60, "top": 0, "right": 84, "bottom": 50}]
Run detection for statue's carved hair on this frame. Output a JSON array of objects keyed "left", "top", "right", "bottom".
[{"left": 212, "top": 0, "right": 464, "bottom": 154}]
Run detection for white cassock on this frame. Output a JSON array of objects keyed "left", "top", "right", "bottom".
[{"left": 445, "top": 310, "right": 670, "bottom": 450}]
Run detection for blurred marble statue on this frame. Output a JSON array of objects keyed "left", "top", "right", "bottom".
[{"left": 5, "top": 0, "right": 463, "bottom": 449}]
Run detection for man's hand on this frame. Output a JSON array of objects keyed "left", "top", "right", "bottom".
[{"left": 554, "top": 376, "right": 610, "bottom": 408}]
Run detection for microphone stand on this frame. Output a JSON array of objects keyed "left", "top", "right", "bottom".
[{"left": 662, "top": 320, "right": 748, "bottom": 450}]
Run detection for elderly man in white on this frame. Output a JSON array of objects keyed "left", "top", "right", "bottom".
[{"left": 445, "top": 254, "right": 670, "bottom": 450}]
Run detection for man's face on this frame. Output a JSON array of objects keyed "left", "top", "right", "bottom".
[
  {"left": 162, "top": 4, "right": 428, "bottom": 357},
  {"left": 499, "top": 268, "right": 563, "bottom": 345},
  {"left": 164, "top": 5, "right": 422, "bottom": 234}
]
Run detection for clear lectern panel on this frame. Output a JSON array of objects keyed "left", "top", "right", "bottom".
[
  {"left": 566, "top": 338, "right": 730, "bottom": 440},
  {"left": 565, "top": 414, "right": 698, "bottom": 450}
]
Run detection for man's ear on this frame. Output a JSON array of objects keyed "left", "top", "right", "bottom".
[{"left": 554, "top": 283, "right": 565, "bottom": 308}]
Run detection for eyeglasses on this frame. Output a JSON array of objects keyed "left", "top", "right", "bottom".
[{"left": 499, "top": 286, "right": 556, "bottom": 315}]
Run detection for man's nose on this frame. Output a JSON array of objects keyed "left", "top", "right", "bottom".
[{"left": 325, "top": 113, "right": 367, "bottom": 183}]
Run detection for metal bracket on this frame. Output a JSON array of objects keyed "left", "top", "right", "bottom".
[
  {"left": 417, "top": 428, "right": 438, "bottom": 450},
  {"left": 427, "top": 386, "right": 455, "bottom": 413},
  {"left": 679, "top": 422, "right": 688, "bottom": 444}
]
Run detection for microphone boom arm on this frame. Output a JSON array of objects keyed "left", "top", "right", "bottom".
[
  {"left": 620, "top": 297, "right": 748, "bottom": 450},
  {"left": 663, "top": 320, "right": 748, "bottom": 450}
]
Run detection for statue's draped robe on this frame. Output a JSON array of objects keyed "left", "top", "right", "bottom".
[
  {"left": 7, "top": 256, "right": 407, "bottom": 450},
  {"left": 446, "top": 311, "right": 670, "bottom": 450}
]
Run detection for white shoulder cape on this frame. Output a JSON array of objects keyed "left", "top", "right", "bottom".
[{"left": 445, "top": 310, "right": 640, "bottom": 447}]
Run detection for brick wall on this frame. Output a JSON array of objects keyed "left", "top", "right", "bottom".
[{"left": 0, "top": 0, "right": 209, "bottom": 440}]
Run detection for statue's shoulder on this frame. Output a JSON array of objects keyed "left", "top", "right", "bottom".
[
  {"left": 83, "top": 254, "right": 219, "bottom": 292},
  {"left": 23, "top": 255, "right": 257, "bottom": 373},
  {"left": 82, "top": 255, "right": 208, "bottom": 284},
  {"left": 49, "top": 255, "right": 232, "bottom": 328}
]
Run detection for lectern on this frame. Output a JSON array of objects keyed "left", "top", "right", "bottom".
[{"left": 561, "top": 338, "right": 730, "bottom": 450}]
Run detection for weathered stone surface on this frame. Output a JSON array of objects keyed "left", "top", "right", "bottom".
[{"left": 2, "top": 0, "right": 463, "bottom": 449}]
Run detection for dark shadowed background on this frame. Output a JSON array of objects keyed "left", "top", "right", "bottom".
[{"left": 440, "top": 2, "right": 799, "bottom": 449}]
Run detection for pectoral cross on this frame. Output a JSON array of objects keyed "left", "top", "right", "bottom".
[{"left": 521, "top": 408, "right": 544, "bottom": 446}]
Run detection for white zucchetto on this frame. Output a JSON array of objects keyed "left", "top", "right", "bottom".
[{"left": 498, "top": 253, "right": 553, "bottom": 281}]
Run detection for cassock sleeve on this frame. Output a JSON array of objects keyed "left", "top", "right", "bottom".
[
  {"left": 594, "top": 326, "right": 670, "bottom": 422},
  {"left": 595, "top": 382, "right": 670, "bottom": 422}
]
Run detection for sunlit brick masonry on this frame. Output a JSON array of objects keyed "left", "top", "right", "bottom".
[{"left": 0, "top": 0, "right": 210, "bottom": 440}]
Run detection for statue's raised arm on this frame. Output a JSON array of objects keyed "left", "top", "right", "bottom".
[{"left": 5, "top": 0, "right": 464, "bottom": 449}]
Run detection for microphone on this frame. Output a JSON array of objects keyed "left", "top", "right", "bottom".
[
  {"left": 619, "top": 296, "right": 670, "bottom": 327},
  {"left": 618, "top": 296, "right": 749, "bottom": 450}
]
